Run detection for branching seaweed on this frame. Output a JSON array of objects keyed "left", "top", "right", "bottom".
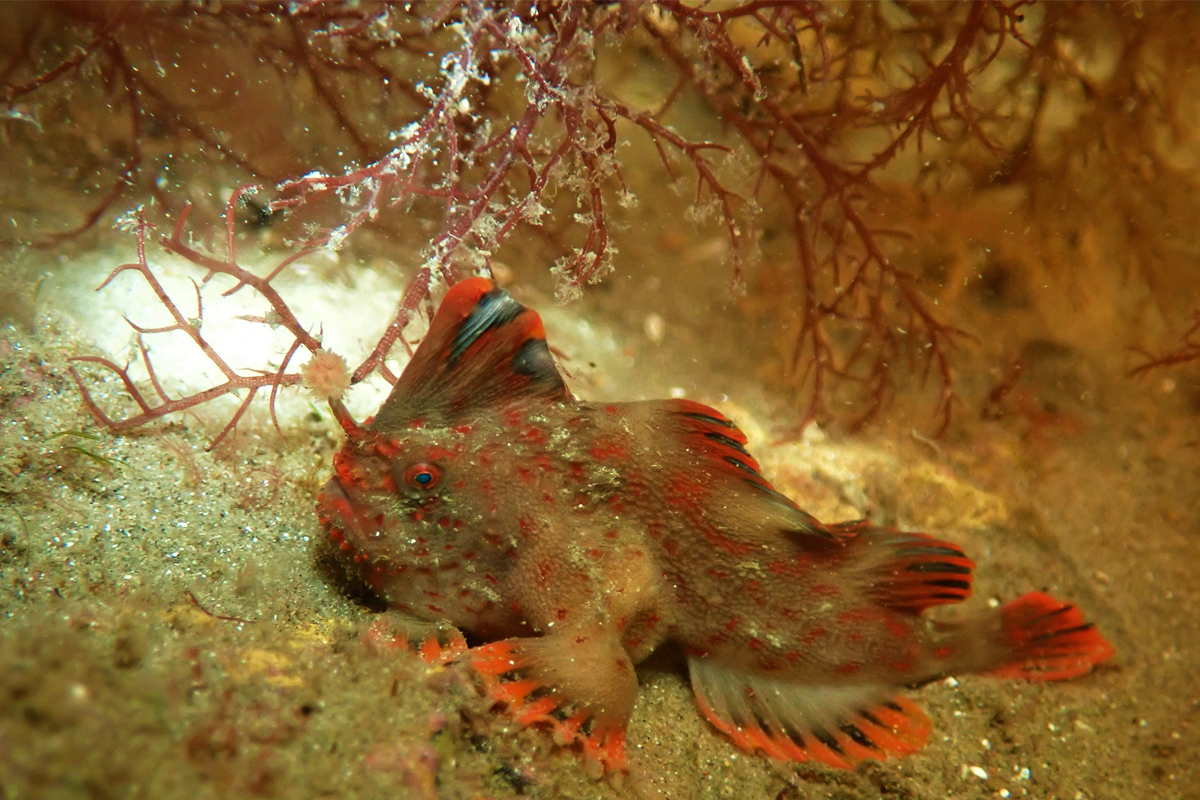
[
  {"left": 67, "top": 190, "right": 359, "bottom": 449},
  {"left": 1131, "top": 312, "right": 1200, "bottom": 379},
  {"left": 10, "top": 1, "right": 1151, "bottom": 442}
]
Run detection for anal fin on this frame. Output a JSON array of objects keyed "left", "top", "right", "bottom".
[{"left": 687, "top": 655, "right": 931, "bottom": 769}]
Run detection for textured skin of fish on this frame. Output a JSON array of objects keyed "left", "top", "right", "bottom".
[{"left": 318, "top": 278, "right": 1114, "bottom": 777}]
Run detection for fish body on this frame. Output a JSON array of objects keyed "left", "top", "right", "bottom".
[{"left": 318, "top": 278, "right": 1113, "bottom": 775}]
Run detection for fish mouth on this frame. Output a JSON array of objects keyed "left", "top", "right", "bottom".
[
  {"left": 317, "top": 476, "right": 363, "bottom": 551},
  {"left": 318, "top": 475, "right": 349, "bottom": 507}
]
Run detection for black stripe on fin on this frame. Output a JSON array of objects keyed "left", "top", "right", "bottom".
[
  {"left": 679, "top": 411, "right": 735, "bottom": 428},
  {"left": 813, "top": 727, "right": 846, "bottom": 755},
  {"left": 723, "top": 456, "right": 760, "bottom": 476},
  {"left": 906, "top": 561, "right": 972, "bottom": 575},
  {"left": 450, "top": 288, "right": 524, "bottom": 361},
  {"left": 705, "top": 431, "right": 752, "bottom": 456},
  {"left": 839, "top": 722, "right": 879, "bottom": 750},
  {"left": 511, "top": 338, "right": 567, "bottom": 390}
]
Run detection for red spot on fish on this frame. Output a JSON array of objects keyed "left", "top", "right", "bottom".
[
  {"left": 589, "top": 439, "right": 626, "bottom": 461},
  {"left": 375, "top": 438, "right": 402, "bottom": 458},
  {"left": 556, "top": 608, "right": 569, "bottom": 621},
  {"left": 767, "top": 557, "right": 812, "bottom": 578},
  {"left": 747, "top": 637, "right": 764, "bottom": 652},
  {"left": 809, "top": 583, "right": 839, "bottom": 599},
  {"left": 725, "top": 617, "right": 739, "bottom": 631},
  {"left": 835, "top": 662, "right": 861, "bottom": 675},
  {"left": 665, "top": 473, "right": 702, "bottom": 510},
  {"left": 801, "top": 626, "right": 827, "bottom": 644}
]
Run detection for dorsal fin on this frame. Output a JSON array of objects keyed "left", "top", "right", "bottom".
[
  {"left": 374, "top": 278, "right": 569, "bottom": 428},
  {"left": 665, "top": 399, "right": 843, "bottom": 543},
  {"left": 826, "top": 522, "right": 976, "bottom": 613}
]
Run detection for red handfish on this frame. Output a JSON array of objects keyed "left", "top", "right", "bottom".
[{"left": 317, "top": 277, "right": 1114, "bottom": 777}]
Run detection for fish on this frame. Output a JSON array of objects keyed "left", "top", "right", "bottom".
[{"left": 317, "top": 277, "right": 1114, "bottom": 778}]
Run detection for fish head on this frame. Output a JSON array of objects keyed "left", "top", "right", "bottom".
[{"left": 317, "top": 277, "right": 571, "bottom": 608}]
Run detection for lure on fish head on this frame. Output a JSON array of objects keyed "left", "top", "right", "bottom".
[{"left": 317, "top": 278, "right": 573, "bottom": 618}]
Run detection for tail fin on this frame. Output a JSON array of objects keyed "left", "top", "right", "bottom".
[{"left": 987, "top": 592, "right": 1114, "bottom": 682}]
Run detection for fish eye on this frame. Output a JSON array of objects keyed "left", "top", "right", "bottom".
[{"left": 402, "top": 462, "right": 442, "bottom": 491}]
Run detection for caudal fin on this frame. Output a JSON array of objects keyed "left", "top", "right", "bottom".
[{"left": 987, "top": 592, "right": 1114, "bottom": 682}]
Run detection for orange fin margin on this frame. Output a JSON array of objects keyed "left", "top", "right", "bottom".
[
  {"left": 468, "top": 637, "right": 632, "bottom": 778},
  {"left": 688, "top": 655, "right": 931, "bottom": 769},
  {"left": 989, "top": 591, "right": 1115, "bottom": 682}
]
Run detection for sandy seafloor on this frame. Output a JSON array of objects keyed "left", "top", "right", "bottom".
[{"left": 1, "top": 229, "right": 1198, "bottom": 800}]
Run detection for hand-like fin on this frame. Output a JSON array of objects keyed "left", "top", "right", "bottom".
[
  {"left": 688, "top": 653, "right": 931, "bottom": 769},
  {"left": 375, "top": 278, "right": 569, "bottom": 428},
  {"left": 469, "top": 628, "right": 637, "bottom": 778}
]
